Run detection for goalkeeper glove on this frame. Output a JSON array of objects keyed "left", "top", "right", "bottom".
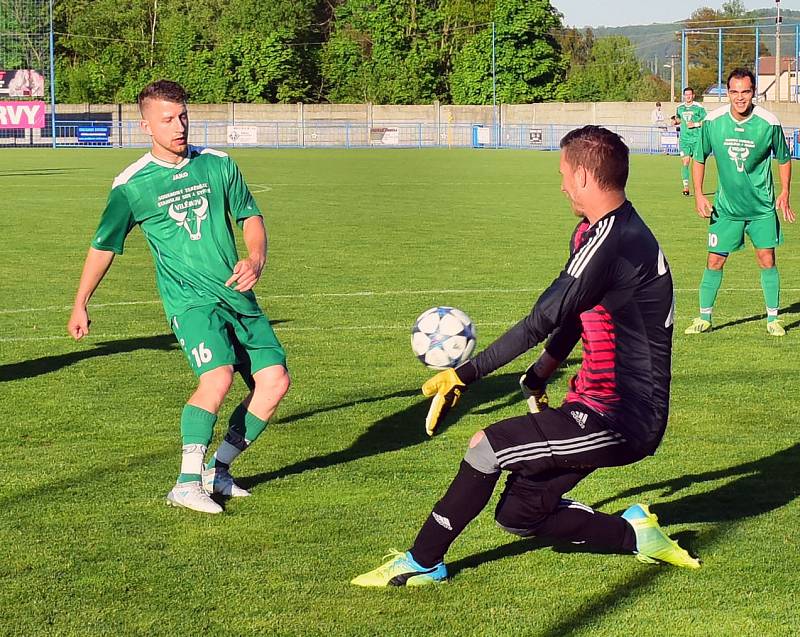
[
  {"left": 422, "top": 364, "right": 474, "bottom": 436},
  {"left": 519, "top": 363, "right": 550, "bottom": 414}
]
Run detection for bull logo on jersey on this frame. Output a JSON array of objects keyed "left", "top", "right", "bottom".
[
  {"left": 727, "top": 145, "right": 749, "bottom": 172},
  {"left": 168, "top": 196, "right": 208, "bottom": 240}
]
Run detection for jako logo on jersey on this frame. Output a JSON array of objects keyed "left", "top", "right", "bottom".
[
  {"left": 570, "top": 410, "right": 588, "bottom": 429},
  {"left": 172, "top": 171, "right": 189, "bottom": 181},
  {"left": 168, "top": 196, "right": 208, "bottom": 240},
  {"left": 727, "top": 145, "right": 750, "bottom": 172}
]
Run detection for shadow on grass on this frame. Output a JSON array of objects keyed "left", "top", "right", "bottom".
[
  {"left": 0, "top": 334, "right": 178, "bottom": 383},
  {"left": 712, "top": 301, "right": 800, "bottom": 332},
  {"left": 444, "top": 445, "right": 799, "bottom": 635},
  {"left": 241, "top": 368, "right": 569, "bottom": 490},
  {"left": 1, "top": 320, "right": 290, "bottom": 383},
  {"left": 0, "top": 167, "right": 91, "bottom": 177},
  {"left": 594, "top": 442, "right": 800, "bottom": 524}
]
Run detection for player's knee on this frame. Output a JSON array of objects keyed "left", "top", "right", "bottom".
[
  {"left": 464, "top": 431, "right": 500, "bottom": 474},
  {"left": 197, "top": 366, "right": 234, "bottom": 404},
  {"left": 254, "top": 365, "right": 290, "bottom": 402}
]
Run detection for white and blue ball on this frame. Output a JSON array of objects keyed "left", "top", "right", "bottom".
[{"left": 411, "top": 306, "right": 477, "bottom": 369}]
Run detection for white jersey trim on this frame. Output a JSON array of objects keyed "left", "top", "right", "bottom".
[
  {"left": 111, "top": 154, "right": 152, "bottom": 189},
  {"left": 753, "top": 105, "right": 781, "bottom": 127},
  {"left": 567, "top": 216, "right": 615, "bottom": 279},
  {"left": 704, "top": 105, "right": 729, "bottom": 122},
  {"left": 199, "top": 147, "right": 228, "bottom": 158}
]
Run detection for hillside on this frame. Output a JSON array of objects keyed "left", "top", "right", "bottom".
[{"left": 582, "top": 9, "right": 800, "bottom": 77}]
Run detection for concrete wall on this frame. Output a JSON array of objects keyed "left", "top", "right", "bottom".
[{"left": 50, "top": 100, "right": 800, "bottom": 128}]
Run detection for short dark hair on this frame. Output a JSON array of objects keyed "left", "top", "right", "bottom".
[
  {"left": 655, "top": 101, "right": 661, "bottom": 107},
  {"left": 560, "top": 126, "right": 628, "bottom": 191},
  {"left": 683, "top": 87, "right": 694, "bottom": 94},
  {"left": 138, "top": 80, "right": 188, "bottom": 113},
  {"left": 727, "top": 67, "right": 756, "bottom": 89}
]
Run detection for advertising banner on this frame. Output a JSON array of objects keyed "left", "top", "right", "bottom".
[
  {"left": 0, "top": 101, "right": 46, "bottom": 129},
  {"left": 370, "top": 127, "right": 400, "bottom": 145},
  {"left": 0, "top": 69, "right": 45, "bottom": 97},
  {"left": 226, "top": 126, "right": 258, "bottom": 145}
]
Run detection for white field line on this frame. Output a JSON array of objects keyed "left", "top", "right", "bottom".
[
  {"left": 2, "top": 287, "right": 798, "bottom": 316},
  {"left": 0, "top": 311, "right": 788, "bottom": 344}
]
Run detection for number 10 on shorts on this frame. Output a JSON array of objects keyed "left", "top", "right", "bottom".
[
  {"left": 708, "top": 233, "right": 718, "bottom": 248},
  {"left": 191, "top": 342, "right": 213, "bottom": 367}
]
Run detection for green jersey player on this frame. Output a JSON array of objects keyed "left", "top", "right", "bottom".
[
  {"left": 68, "top": 80, "right": 290, "bottom": 513},
  {"left": 676, "top": 87, "right": 706, "bottom": 196},
  {"left": 685, "top": 68, "right": 795, "bottom": 337}
]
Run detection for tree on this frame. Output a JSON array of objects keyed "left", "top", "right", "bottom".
[
  {"left": 682, "top": 3, "right": 767, "bottom": 95},
  {"left": 558, "top": 36, "right": 654, "bottom": 102},
  {"left": 449, "top": 0, "right": 566, "bottom": 104},
  {"left": 320, "top": 0, "right": 446, "bottom": 104}
]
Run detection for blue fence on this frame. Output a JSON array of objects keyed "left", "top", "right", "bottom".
[{"left": 4, "top": 120, "right": 799, "bottom": 157}]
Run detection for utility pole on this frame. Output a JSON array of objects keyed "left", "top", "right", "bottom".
[
  {"left": 664, "top": 55, "right": 678, "bottom": 103},
  {"left": 776, "top": 0, "right": 781, "bottom": 102}
]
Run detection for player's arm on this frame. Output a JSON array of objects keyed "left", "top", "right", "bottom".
[
  {"left": 692, "top": 126, "right": 713, "bottom": 218},
  {"left": 772, "top": 125, "right": 795, "bottom": 222},
  {"left": 519, "top": 316, "right": 580, "bottom": 412},
  {"left": 423, "top": 225, "right": 613, "bottom": 434},
  {"left": 226, "top": 216, "right": 267, "bottom": 292},
  {"left": 777, "top": 160, "right": 794, "bottom": 222},
  {"left": 68, "top": 248, "right": 116, "bottom": 339},
  {"left": 68, "top": 184, "right": 134, "bottom": 339}
]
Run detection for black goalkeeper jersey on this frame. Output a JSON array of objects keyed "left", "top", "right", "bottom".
[{"left": 469, "top": 200, "right": 674, "bottom": 455}]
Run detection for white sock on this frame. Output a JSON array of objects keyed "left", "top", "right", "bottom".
[{"left": 180, "top": 444, "right": 206, "bottom": 479}]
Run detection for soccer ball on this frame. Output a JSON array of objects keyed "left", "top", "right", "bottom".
[{"left": 411, "top": 306, "right": 477, "bottom": 369}]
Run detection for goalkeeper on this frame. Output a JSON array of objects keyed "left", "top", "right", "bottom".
[{"left": 352, "top": 126, "right": 699, "bottom": 587}]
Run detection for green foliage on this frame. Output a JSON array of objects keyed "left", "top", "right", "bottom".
[
  {"left": 683, "top": 4, "right": 767, "bottom": 95},
  {"left": 558, "top": 36, "right": 665, "bottom": 102},
  {"left": 321, "top": 0, "right": 446, "bottom": 104},
  {"left": 449, "top": 0, "right": 566, "bottom": 104}
]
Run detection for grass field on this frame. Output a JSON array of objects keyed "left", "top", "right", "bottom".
[{"left": 1, "top": 147, "right": 799, "bottom": 637}]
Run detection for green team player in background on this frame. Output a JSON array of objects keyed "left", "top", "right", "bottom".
[
  {"left": 685, "top": 68, "right": 795, "bottom": 337},
  {"left": 68, "top": 80, "right": 290, "bottom": 513},
  {"left": 677, "top": 87, "right": 707, "bottom": 196}
]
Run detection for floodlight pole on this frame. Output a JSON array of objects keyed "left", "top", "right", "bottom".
[
  {"left": 718, "top": 28, "right": 724, "bottom": 101},
  {"left": 48, "top": 0, "right": 56, "bottom": 149},
  {"left": 492, "top": 21, "right": 497, "bottom": 149},
  {"left": 681, "top": 29, "right": 687, "bottom": 94},
  {"left": 755, "top": 27, "right": 760, "bottom": 98},
  {"left": 776, "top": 0, "right": 781, "bottom": 102}
]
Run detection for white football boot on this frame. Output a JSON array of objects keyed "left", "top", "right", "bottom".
[
  {"left": 202, "top": 465, "right": 251, "bottom": 497},
  {"left": 166, "top": 482, "right": 223, "bottom": 514}
]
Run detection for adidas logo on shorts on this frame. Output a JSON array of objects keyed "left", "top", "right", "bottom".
[{"left": 570, "top": 410, "right": 588, "bottom": 429}]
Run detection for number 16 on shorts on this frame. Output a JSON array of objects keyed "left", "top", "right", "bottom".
[{"left": 190, "top": 342, "right": 213, "bottom": 368}]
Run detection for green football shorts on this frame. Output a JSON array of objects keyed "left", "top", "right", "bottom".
[
  {"left": 170, "top": 303, "right": 286, "bottom": 379},
  {"left": 679, "top": 138, "right": 696, "bottom": 158},
  {"left": 707, "top": 208, "right": 783, "bottom": 253}
]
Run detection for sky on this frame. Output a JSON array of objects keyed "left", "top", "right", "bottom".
[{"left": 552, "top": 1, "right": 800, "bottom": 28}]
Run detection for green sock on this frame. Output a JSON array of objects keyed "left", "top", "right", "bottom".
[
  {"left": 207, "top": 406, "right": 268, "bottom": 469},
  {"left": 760, "top": 266, "right": 780, "bottom": 322},
  {"left": 681, "top": 164, "right": 690, "bottom": 186},
  {"left": 699, "top": 268, "right": 723, "bottom": 321},
  {"left": 178, "top": 404, "right": 217, "bottom": 483}
]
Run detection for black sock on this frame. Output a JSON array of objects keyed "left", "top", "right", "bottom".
[
  {"left": 409, "top": 461, "right": 500, "bottom": 568},
  {"left": 534, "top": 502, "right": 636, "bottom": 553}
]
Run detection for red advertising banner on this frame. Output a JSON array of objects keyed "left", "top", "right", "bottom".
[
  {"left": 0, "top": 69, "right": 45, "bottom": 97},
  {"left": 0, "top": 101, "right": 46, "bottom": 129}
]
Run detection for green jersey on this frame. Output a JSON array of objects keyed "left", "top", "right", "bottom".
[
  {"left": 676, "top": 102, "right": 706, "bottom": 142},
  {"left": 693, "top": 105, "right": 791, "bottom": 220},
  {"left": 92, "top": 146, "right": 263, "bottom": 318}
]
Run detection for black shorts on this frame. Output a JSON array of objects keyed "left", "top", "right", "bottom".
[
  {"left": 485, "top": 403, "right": 645, "bottom": 533},
  {"left": 484, "top": 402, "right": 643, "bottom": 479}
]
